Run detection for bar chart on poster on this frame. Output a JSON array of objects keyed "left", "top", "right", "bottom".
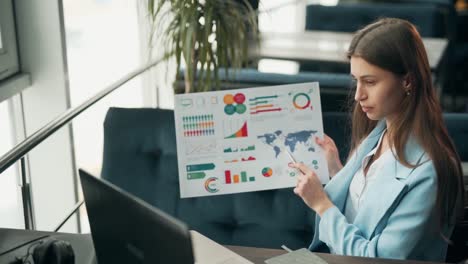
[{"left": 174, "top": 83, "right": 329, "bottom": 198}]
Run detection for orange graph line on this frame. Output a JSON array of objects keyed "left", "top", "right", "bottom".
[{"left": 251, "top": 104, "right": 274, "bottom": 110}]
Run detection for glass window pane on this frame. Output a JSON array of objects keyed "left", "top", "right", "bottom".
[
  {"left": 63, "top": 0, "right": 143, "bottom": 174},
  {"left": 0, "top": 99, "right": 23, "bottom": 228},
  {"left": 63, "top": 0, "right": 145, "bottom": 232},
  {"left": 0, "top": 25, "right": 4, "bottom": 52}
]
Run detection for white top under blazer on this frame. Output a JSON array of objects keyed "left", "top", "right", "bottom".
[{"left": 344, "top": 129, "right": 390, "bottom": 223}]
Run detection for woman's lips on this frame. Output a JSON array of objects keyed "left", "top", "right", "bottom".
[{"left": 361, "top": 106, "right": 373, "bottom": 112}]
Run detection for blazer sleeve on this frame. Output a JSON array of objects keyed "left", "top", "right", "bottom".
[{"left": 317, "top": 161, "right": 437, "bottom": 259}]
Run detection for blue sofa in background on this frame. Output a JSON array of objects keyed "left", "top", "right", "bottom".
[
  {"left": 306, "top": 3, "right": 448, "bottom": 38},
  {"left": 302, "top": 2, "right": 450, "bottom": 73},
  {"left": 101, "top": 107, "right": 467, "bottom": 252}
]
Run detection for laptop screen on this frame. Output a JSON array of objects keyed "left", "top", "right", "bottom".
[{"left": 79, "top": 169, "right": 194, "bottom": 264}]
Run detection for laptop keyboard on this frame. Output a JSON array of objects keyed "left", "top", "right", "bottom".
[{"left": 265, "top": 248, "right": 328, "bottom": 264}]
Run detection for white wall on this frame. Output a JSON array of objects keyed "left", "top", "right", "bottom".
[{"left": 14, "top": 0, "right": 78, "bottom": 232}]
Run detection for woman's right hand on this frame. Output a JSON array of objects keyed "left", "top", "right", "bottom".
[{"left": 315, "top": 134, "right": 343, "bottom": 179}]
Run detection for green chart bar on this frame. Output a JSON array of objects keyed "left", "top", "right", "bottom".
[
  {"left": 249, "top": 95, "right": 278, "bottom": 101},
  {"left": 243, "top": 145, "right": 255, "bottom": 151},
  {"left": 186, "top": 163, "right": 215, "bottom": 172},
  {"left": 187, "top": 172, "right": 206, "bottom": 180},
  {"left": 241, "top": 171, "right": 247, "bottom": 182},
  {"left": 249, "top": 100, "right": 269, "bottom": 106},
  {"left": 249, "top": 177, "right": 255, "bottom": 182}
]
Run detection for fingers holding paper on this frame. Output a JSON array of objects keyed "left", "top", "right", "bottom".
[
  {"left": 290, "top": 162, "right": 334, "bottom": 217},
  {"left": 315, "top": 134, "right": 343, "bottom": 179}
]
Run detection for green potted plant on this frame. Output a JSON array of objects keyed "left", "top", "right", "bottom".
[{"left": 146, "top": 0, "right": 259, "bottom": 93}]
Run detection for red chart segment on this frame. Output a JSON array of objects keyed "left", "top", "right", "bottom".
[
  {"left": 261, "top": 167, "right": 273, "bottom": 177},
  {"left": 224, "top": 170, "right": 255, "bottom": 184},
  {"left": 224, "top": 121, "right": 248, "bottom": 139},
  {"left": 224, "top": 93, "right": 247, "bottom": 115}
]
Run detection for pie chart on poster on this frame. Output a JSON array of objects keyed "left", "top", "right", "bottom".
[
  {"left": 262, "top": 167, "right": 273, "bottom": 177},
  {"left": 293, "top": 93, "right": 311, "bottom": 110}
]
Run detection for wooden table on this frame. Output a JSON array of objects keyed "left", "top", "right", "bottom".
[
  {"left": 227, "top": 245, "right": 447, "bottom": 264},
  {"left": 250, "top": 31, "right": 448, "bottom": 70}
]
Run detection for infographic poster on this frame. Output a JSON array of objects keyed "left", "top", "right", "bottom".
[{"left": 174, "top": 83, "right": 329, "bottom": 198}]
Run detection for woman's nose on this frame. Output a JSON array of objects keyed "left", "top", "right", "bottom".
[{"left": 354, "top": 84, "right": 366, "bottom": 102}]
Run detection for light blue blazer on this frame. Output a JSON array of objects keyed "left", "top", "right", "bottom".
[{"left": 309, "top": 120, "right": 453, "bottom": 261}]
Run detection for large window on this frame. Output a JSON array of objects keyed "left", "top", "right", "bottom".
[
  {"left": 63, "top": 0, "right": 144, "bottom": 175},
  {"left": 0, "top": 25, "right": 4, "bottom": 52},
  {"left": 0, "top": 0, "right": 19, "bottom": 81},
  {"left": 0, "top": 98, "right": 23, "bottom": 228}
]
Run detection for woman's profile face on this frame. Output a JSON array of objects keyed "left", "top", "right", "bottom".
[{"left": 350, "top": 56, "right": 406, "bottom": 122}]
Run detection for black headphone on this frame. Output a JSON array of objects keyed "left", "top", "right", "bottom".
[{"left": 10, "top": 238, "right": 75, "bottom": 264}]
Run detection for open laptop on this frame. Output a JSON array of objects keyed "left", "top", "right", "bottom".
[{"left": 79, "top": 169, "right": 253, "bottom": 264}]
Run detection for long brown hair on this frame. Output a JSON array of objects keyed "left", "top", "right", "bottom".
[{"left": 347, "top": 18, "right": 464, "bottom": 236}]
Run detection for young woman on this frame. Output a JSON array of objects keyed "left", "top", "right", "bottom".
[{"left": 290, "top": 18, "right": 464, "bottom": 261}]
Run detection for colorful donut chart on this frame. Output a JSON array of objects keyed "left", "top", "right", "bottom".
[
  {"left": 204, "top": 177, "right": 219, "bottom": 193},
  {"left": 293, "top": 93, "right": 311, "bottom": 110}
]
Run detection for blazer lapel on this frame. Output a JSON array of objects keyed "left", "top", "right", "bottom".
[
  {"left": 309, "top": 120, "right": 386, "bottom": 249},
  {"left": 324, "top": 120, "right": 387, "bottom": 211},
  {"left": 352, "top": 135, "right": 426, "bottom": 238},
  {"left": 352, "top": 165, "right": 408, "bottom": 238}
]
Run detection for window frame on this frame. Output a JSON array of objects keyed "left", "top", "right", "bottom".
[{"left": 0, "top": 0, "right": 19, "bottom": 81}]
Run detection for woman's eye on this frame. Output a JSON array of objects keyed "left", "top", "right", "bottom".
[{"left": 365, "top": 80, "right": 375, "bottom": 86}]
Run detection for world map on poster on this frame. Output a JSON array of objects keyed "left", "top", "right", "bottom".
[{"left": 257, "top": 130, "right": 318, "bottom": 158}]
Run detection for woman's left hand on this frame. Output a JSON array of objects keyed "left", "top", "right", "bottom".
[{"left": 290, "top": 162, "right": 334, "bottom": 216}]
